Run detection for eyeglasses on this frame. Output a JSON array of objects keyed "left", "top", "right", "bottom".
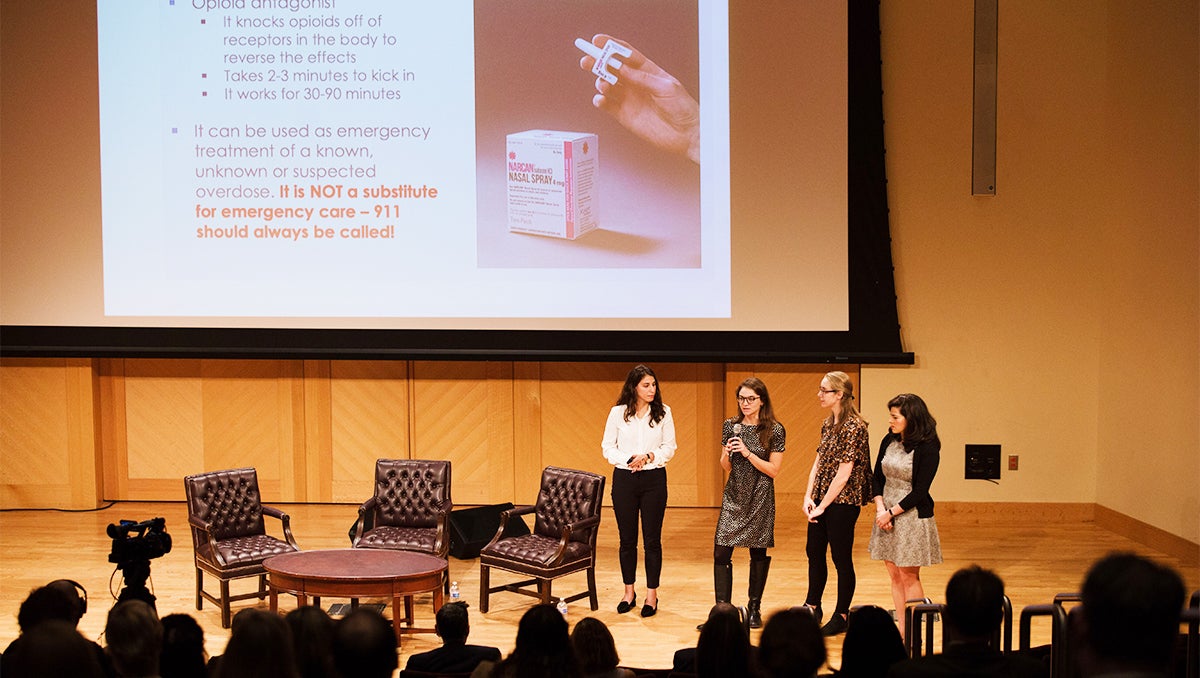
[
  {"left": 736, "top": 395, "right": 760, "bottom": 404},
  {"left": 817, "top": 388, "right": 838, "bottom": 395}
]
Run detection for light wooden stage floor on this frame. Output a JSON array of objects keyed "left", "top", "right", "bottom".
[{"left": 1, "top": 502, "right": 1196, "bottom": 675}]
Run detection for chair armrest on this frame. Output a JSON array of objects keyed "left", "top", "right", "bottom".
[
  {"left": 547, "top": 514, "right": 603, "bottom": 565},
  {"left": 261, "top": 505, "right": 299, "bottom": 549},
  {"left": 349, "top": 497, "right": 380, "bottom": 546},
  {"left": 433, "top": 507, "right": 452, "bottom": 558},
  {"left": 563, "top": 514, "right": 601, "bottom": 536},
  {"left": 188, "top": 515, "right": 227, "bottom": 566},
  {"left": 483, "top": 505, "right": 536, "bottom": 549}
]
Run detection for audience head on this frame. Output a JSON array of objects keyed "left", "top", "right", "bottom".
[
  {"left": 2, "top": 619, "right": 106, "bottom": 678},
  {"left": 434, "top": 600, "right": 470, "bottom": 643},
  {"left": 570, "top": 616, "right": 622, "bottom": 675},
  {"left": 836, "top": 605, "right": 906, "bottom": 678},
  {"left": 943, "top": 565, "right": 1005, "bottom": 640},
  {"left": 758, "top": 607, "right": 826, "bottom": 678},
  {"left": 159, "top": 613, "right": 207, "bottom": 678},
  {"left": 105, "top": 599, "right": 163, "bottom": 678},
  {"left": 497, "top": 603, "right": 578, "bottom": 678},
  {"left": 696, "top": 603, "right": 755, "bottom": 678},
  {"left": 216, "top": 608, "right": 298, "bottom": 678},
  {"left": 1076, "top": 552, "right": 1186, "bottom": 675},
  {"left": 332, "top": 607, "right": 397, "bottom": 678},
  {"left": 16, "top": 583, "right": 84, "bottom": 632},
  {"left": 46, "top": 579, "right": 88, "bottom": 623},
  {"left": 285, "top": 606, "right": 337, "bottom": 678}
]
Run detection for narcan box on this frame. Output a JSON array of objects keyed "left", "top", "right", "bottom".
[{"left": 506, "top": 130, "right": 598, "bottom": 239}]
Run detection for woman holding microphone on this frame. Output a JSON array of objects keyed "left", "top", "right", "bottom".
[
  {"left": 602, "top": 365, "right": 676, "bottom": 617},
  {"left": 712, "top": 377, "right": 785, "bottom": 629}
]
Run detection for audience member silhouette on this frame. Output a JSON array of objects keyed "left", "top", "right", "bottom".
[
  {"left": 833, "top": 605, "right": 905, "bottom": 677},
  {"left": 285, "top": 606, "right": 337, "bottom": 678},
  {"left": 2, "top": 580, "right": 115, "bottom": 677},
  {"left": 673, "top": 602, "right": 747, "bottom": 673},
  {"left": 332, "top": 607, "right": 398, "bottom": 678},
  {"left": 405, "top": 601, "right": 501, "bottom": 674},
  {"left": 159, "top": 613, "right": 207, "bottom": 678},
  {"left": 1073, "top": 552, "right": 1186, "bottom": 678},
  {"left": 212, "top": 608, "right": 298, "bottom": 678},
  {"left": 471, "top": 603, "right": 580, "bottom": 678},
  {"left": 758, "top": 607, "right": 826, "bottom": 678},
  {"left": 695, "top": 602, "right": 757, "bottom": 678},
  {"left": 1, "top": 619, "right": 107, "bottom": 678},
  {"left": 105, "top": 599, "right": 163, "bottom": 678},
  {"left": 571, "top": 616, "right": 636, "bottom": 678},
  {"left": 888, "top": 565, "right": 1048, "bottom": 677}
]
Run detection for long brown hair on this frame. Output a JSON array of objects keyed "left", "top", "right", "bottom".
[
  {"left": 733, "top": 377, "right": 780, "bottom": 452},
  {"left": 616, "top": 364, "right": 666, "bottom": 426}
]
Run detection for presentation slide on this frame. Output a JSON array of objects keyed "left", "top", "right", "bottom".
[
  {"left": 2, "top": 2, "right": 850, "bottom": 337},
  {"left": 98, "top": 0, "right": 731, "bottom": 320}
]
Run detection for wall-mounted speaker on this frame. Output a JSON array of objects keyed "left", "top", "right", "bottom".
[{"left": 973, "top": 0, "right": 998, "bottom": 195}]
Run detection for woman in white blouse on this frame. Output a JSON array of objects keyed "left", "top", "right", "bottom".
[{"left": 601, "top": 364, "right": 677, "bottom": 617}]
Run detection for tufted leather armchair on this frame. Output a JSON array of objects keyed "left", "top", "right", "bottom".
[
  {"left": 478, "top": 466, "right": 605, "bottom": 612},
  {"left": 183, "top": 468, "right": 300, "bottom": 628},
  {"left": 351, "top": 459, "right": 452, "bottom": 559}
]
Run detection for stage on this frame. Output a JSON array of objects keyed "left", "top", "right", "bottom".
[{"left": 1, "top": 502, "right": 1195, "bottom": 673}]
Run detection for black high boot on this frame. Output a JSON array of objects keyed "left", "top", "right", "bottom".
[
  {"left": 698, "top": 562, "right": 734, "bottom": 630},
  {"left": 746, "top": 556, "right": 771, "bottom": 629},
  {"left": 715, "top": 561, "right": 733, "bottom": 604}
]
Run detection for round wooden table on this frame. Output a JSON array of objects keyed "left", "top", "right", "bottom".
[{"left": 263, "top": 549, "right": 447, "bottom": 639}]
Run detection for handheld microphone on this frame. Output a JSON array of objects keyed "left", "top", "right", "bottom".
[{"left": 732, "top": 423, "right": 742, "bottom": 437}]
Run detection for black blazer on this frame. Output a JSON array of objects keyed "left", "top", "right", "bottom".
[
  {"left": 405, "top": 643, "right": 502, "bottom": 674},
  {"left": 872, "top": 432, "right": 939, "bottom": 518}
]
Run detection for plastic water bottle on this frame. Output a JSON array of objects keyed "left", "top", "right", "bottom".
[
  {"left": 556, "top": 597, "right": 568, "bottom": 618},
  {"left": 449, "top": 581, "right": 461, "bottom": 602}
]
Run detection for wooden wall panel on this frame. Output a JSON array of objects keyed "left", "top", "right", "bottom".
[
  {"left": 120, "top": 359, "right": 205, "bottom": 499},
  {"left": 197, "top": 360, "right": 305, "bottom": 501},
  {"left": 0, "top": 359, "right": 100, "bottom": 508},
  {"left": 412, "top": 362, "right": 516, "bottom": 505},
  {"left": 0, "top": 359, "right": 859, "bottom": 510},
  {"left": 327, "top": 361, "right": 410, "bottom": 503},
  {"left": 539, "top": 362, "right": 628, "bottom": 501}
]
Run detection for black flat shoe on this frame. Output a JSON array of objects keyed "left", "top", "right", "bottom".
[
  {"left": 821, "top": 613, "right": 848, "bottom": 636},
  {"left": 616, "top": 593, "right": 637, "bottom": 614},
  {"left": 640, "top": 600, "right": 658, "bottom": 618}
]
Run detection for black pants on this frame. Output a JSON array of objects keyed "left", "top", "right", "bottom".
[
  {"left": 804, "top": 503, "right": 861, "bottom": 615},
  {"left": 611, "top": 467, "right": 668, "bottom": 588}
]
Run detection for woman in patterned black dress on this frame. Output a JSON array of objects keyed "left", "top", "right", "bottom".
[
  {"left": 711, "top": 377, "right": 785, "bottom": 629},
  {"left": 802, "top": 371, "right": 872, "bottom": 636}
]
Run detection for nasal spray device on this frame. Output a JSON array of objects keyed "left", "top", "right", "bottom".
[{"left": 574, "top": 38, "right": 633, "bottom": 85}]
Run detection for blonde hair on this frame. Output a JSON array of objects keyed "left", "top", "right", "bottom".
[{"left": 824, "top": 371, "right": 864, "bottom": 429}]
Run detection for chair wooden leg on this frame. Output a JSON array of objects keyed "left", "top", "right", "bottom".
[
  {"left": 220, "top": 580, "right": 232, "bottom": 628},
  {"left": 540, "top": 580, "right": 552, "bottom": 605},
  {"left": 587, "top": 567, "right": 598, "bottom": 611},
  {"left": 195, "top": 568, "right": 203, "bottom": 610},
  {"left": 479, "top": 565, "right": 490, "bottom": 613},
  {"left": 257, "top": 574, "right": 267, "bottom": 600}
]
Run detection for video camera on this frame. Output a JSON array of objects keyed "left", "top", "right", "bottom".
[{"left": 107, "top": 517, "right": 172, "bottom": 566}]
